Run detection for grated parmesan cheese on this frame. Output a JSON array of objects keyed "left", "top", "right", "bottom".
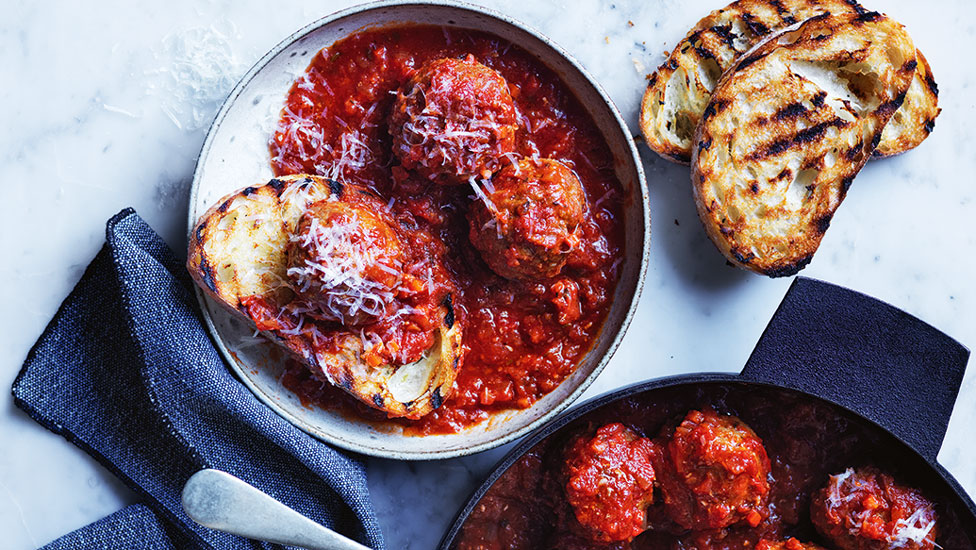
[
  {"left": 467, "top": 176, "right": 498, "bottom": 214},
  {"left": 890, "top": 507, "right": 938, "bottom": 548},
  {"left": 396, "top": 77, "right": 513, "bottom": 179},
  {"left": 825, "top": 469, "right": 938, "bottom": 548},
  {"left": 148, "top": 20, "right": 248, "bottom": 132},
  {"left": 286, "top": 212, "right": 398, "bottom": 324},
  {"left": 825, "top": 468, "right": 857, "bottom": 509}
]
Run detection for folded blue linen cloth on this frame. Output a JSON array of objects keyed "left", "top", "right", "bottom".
[{"left": 12, "top": 209, "right": 385, "bottom": 550}]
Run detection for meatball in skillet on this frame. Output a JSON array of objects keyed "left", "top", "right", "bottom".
[
  {"left": 810, "top": 467, "right": 938, "bottom": 550},
  {"left": 654, "top": 409, "right": 772, "bottom": 531},
  {"left": 564, "top": 423, "right": 657, "bottom": 543}
]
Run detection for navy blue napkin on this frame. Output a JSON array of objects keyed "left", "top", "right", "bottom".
[{"left": 12, "top": 209, "right": 385, "bottom": 550}]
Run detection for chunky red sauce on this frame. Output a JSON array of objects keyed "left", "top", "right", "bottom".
[
  {"left": 453, "top": 384, "right": 971, "bottom": 550},
  {"left": 269, "top": 25, "right": 624, "bottom": 433}
]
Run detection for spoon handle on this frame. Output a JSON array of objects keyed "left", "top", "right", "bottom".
[{"left": 182, "top": 469, "right": 372, "bottom": 550}]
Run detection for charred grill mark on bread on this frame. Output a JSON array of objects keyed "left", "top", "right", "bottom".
[
  {"left": 327, "top": 179, "right": 344, "bottom": 197},
  {"left": 773, "top": 102, "right": 809, "bottom": 121},
  {"left": 711, "top": 24, "right": 739, "bottom": 49},
  {"left": 199, "top": 254, "right": 217, "bottom": 293},
  {"left": 640, "top": 0, "right": 939, "bottom": 163},
  {"left": 764, "top": 255, "right": 812, "bottom": 278},
  {"left": 736, "top": 51, "right": 769, "bottom": 72},
  {"left": 855, "top": 10, "right": 881, "bottom": 23},
  {"left": 748, "top": 118, "right": 849, "bottom": 161},
  {"left": 924, "top": 74, "right": 939, "bottom": 97},
  {"left": 741, "top": 13, "right": 771, "bottom": 36},
  {"left": 816, "top": 213, "right": 833, "bottom": 233},
  {"left": 691, "top": 12, "right": 917, "bottom": 277},
  {"left": 268, "top": 178, "right": 286, "bottom": 194},
  {"left": 842, "top": 174, "right": 855, "bottom": 193},
  {"left": 443, "top": 293, "right": 455, "bottom": 329}
]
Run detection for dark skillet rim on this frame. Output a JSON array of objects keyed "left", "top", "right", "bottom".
[{"left": 438, "top": 373, "right": 976, "bottom": 549}]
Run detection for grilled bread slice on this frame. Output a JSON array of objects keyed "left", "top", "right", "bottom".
[
  {"left": 875, "top": 50, "right": 940, "bottom": 157},
  {"left": 639, "top": 0, "right": 938, "bottom": 164},
  {"left": 691, "top": 12, "right": 917, "bottom": 277},
  {"left": 187, "top": 174, "right": 463, "bottom": 419}
]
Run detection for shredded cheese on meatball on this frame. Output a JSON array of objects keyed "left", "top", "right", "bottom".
[
  {"left": 825, "top": 469, "right": 938, "bottom": 548},
  {"left": 891, "top": 507, "right": 938, "bottom": 548},
  {"left": 825, "top": 468, "right": 859, "bottom": 509},
  {"left": 286, "top": 213, "right": 397, "bottom": 323},
  {"left": 398, "top": 84, "right": 508, "bottom": 177},
  {"left": 467, "top": 176, "right": 497, "bottom": 214}
]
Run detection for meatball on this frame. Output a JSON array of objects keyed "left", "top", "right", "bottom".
[
  {"left": 286, "top": 199, "right": 404, "bottom": 326},
  {"left": 390, "top": 55, "right": 518, "bottom": 184},
  {"left": 810, "top": 468, "right": 938, "bottom": 550},
  {"left": 656, "top": 409, "right": 771, "bottom": 531},
  {"left": 468, "top": 158, "right": 585, "bottom": 280},
  {"left": 564, "top": 423, "right": 657, "bottom": 543}
]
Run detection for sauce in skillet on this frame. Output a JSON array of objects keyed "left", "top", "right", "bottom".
[{"left": 452, "top": 384, "right": 973, "bottom": 550}]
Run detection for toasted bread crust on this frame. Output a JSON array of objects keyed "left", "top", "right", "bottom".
[
  {"left": 640, "top": 0, "right": 937, "bottom": 164},
  {"left": 874, "top": 50, "right": 940, "bottom": 157},
  {"left": 691, "top": 12, "right": 916, "bottom": 276},
  {"left": 187, "top": 174, "right": 462, "bottom": 418}
]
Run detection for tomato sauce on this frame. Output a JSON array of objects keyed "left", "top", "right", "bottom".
[{"left": 269, "top": 25, "right": 624, "bottom": 434}]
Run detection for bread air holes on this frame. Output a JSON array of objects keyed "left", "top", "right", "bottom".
[
  {"left": 727, "top": 203, "right": 742, "bottom": 223},
  {"left": 730, "top": 20, "right": 755, "bottom": 50},
  {"left": 777, "top": 29, "right": 803, "bottom": 46},
  {"left": 786, "top": 168, "right": 817, "bottom": 210},
  {"left": 663, "top": 68, "right": 698, "bottom": 145},
  {"left": 823, "top": 149, "right": 837, "bottom": 168},
  {"left": 789, "top": 60, "right": 883, "bottom": 115},
  {"left": 887, "top": 43, "right": 907, "bottom": 68},
  {"left": 216, "top": 209, "right": 240, "bottom": 232},
  {"left": 697, "top": 57, "right": 722, "bottom": 93},
  {"left": 711, "top": 181, "right": 726, "bottom": 207}
]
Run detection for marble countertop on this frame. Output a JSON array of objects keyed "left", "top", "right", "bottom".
[{"left": 3, "top": 1, "right": 974, "bottom": 548}]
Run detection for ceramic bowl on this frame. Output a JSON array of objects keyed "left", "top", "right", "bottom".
[{"left": 187, "top": 0, "right": 649, "bottom": 459}]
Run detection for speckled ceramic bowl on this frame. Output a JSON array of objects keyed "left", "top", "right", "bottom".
[{"left": 187, "top": 0, "right": 649, "bottom": 459}]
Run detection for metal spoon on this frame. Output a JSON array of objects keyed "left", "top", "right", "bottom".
[{"left": 181, "top": 468, "right": 372, "bottom": 550}]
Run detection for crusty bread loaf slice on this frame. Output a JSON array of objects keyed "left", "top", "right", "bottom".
[
  {"left": 875, "top": 50, "right": 940, "bottom": 157},
  {"left": 691, "top": 12, "right": 917, "bottom": 277},
  {"left": 187, "top": 174, "right": 462, "bottom": 419},
  {"left": 639, "top": 0, "right": 938, "bottom": 164}
]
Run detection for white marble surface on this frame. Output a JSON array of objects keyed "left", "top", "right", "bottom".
[{"left": 2, "top": 1, "right": 974, "bottom": 548}]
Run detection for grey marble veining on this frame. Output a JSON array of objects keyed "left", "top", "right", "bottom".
[{"left": 1, "top": 1, "right": 974, "bottom": 549}]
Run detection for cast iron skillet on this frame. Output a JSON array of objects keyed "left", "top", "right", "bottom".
[{"left": 439, "top": 277, "right": 975, "bottom": 549}]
